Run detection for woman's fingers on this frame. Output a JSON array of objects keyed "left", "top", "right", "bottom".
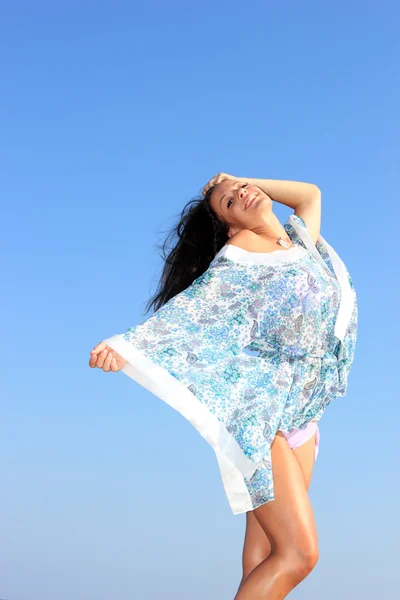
[
  {"left": 89, "top": 342, "right": 106, "bottom": 368},
  {"left": 202, "top": 176, "right": 219, "bottom": 195},
  {"left": 202, "top": 172, "right": 234, "bottom": 196},
  {"left": 89, "top": 342, "right": 126, "bottom": 372},
  {"left": 96, "top": 349, "right": 108, "bottom": 369},
  {"left": 103, "top": 350, "right": 113, "bottom": 372},
  {"left": 89, "top": 353, "right": 98, "bottom": 368},
  {"left": 90, "top": 341, "right": 107, "bottom": 355},
  {"left": 202, "top": 173, "right": 220, "bottom": 195}
]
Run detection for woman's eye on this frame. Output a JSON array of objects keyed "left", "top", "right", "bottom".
[{"left": 227, "top": 183, "right": 249, "bottom": 208}]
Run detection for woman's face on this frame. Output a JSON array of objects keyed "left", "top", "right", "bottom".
[{"left": 209, "top": 179, "right": 273, "bottom": 234}]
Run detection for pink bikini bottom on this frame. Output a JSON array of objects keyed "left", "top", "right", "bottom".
[{"left": 280, "top": 421, "right": 320, "bottom": 461}]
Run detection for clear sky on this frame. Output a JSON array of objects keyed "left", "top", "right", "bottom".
[{"left": 1, "top": 1, "right": 398, "bottom": 598}]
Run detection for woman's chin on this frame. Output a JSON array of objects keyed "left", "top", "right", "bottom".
[{"left": 251, "top": 198, "right": 273, "bottom": 215}]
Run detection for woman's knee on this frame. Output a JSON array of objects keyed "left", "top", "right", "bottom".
[
  {"left": 241, "top": 510, "right": 272, "bottom": 579},
  {"left": 282, "top": 543, "right": 320, "bottom": 583}
]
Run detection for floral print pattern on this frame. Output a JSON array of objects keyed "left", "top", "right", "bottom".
[{"left": 106, "top": 214, "right": 358, "bottom": 513}]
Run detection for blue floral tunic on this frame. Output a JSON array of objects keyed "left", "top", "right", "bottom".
[{"left": 104, "top": 214, "right": 358, "bottom": 514}]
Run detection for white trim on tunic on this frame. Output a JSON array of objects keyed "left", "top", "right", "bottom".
[{"left": 103, "top": 215, "right": 355, "bottom": 515}]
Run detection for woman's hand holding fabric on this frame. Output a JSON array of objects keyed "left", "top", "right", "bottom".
[{"left": 89, "top": 341, "right": 127, "bottom": 372}]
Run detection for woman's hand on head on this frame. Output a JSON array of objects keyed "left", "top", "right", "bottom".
[
  {"left": 89, "top": 341, "right": 127, "bottom": 372},
  {"left": 202, "top": 172, "right": 241, "bottom": 196}
]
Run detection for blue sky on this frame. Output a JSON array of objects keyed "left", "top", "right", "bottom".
[{"left": 1, "top": 1, "right": 398, "bottom": 598}]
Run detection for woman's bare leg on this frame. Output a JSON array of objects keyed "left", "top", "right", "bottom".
[
  {"left": 240, "top": 511, "right": 273, "bottom": 582},
  {"left": 233, "top": 430, "right": 319, "bottom": 599},
  {"left": 237, "top": 426, "right": 318, "bottom": 590}
]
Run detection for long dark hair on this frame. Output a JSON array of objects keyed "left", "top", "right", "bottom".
[{"left": 143, "top": 186, "right": 230, "bottom": 315}]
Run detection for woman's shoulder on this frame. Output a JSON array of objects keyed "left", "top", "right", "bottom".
[{"left": 224, "top": 229, "right": 256, "bottom": 249}]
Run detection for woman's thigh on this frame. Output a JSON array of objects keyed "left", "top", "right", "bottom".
[
  {"left": 290, "top": 423, "right": 319, "bottom": 485},
  {"left": 251, "top": 430, "right": 319, "bottom": 558},
  {"left": 241, "top": 428, "right": 318, "bottom": 575}
]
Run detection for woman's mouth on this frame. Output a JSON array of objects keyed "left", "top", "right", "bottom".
[{"left": 244, "top": 194, "right": 257, "bottom": 210}]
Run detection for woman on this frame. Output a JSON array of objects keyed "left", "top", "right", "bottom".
[{"left": 89, "top": 173, "right": 358, "bottom": 599}]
